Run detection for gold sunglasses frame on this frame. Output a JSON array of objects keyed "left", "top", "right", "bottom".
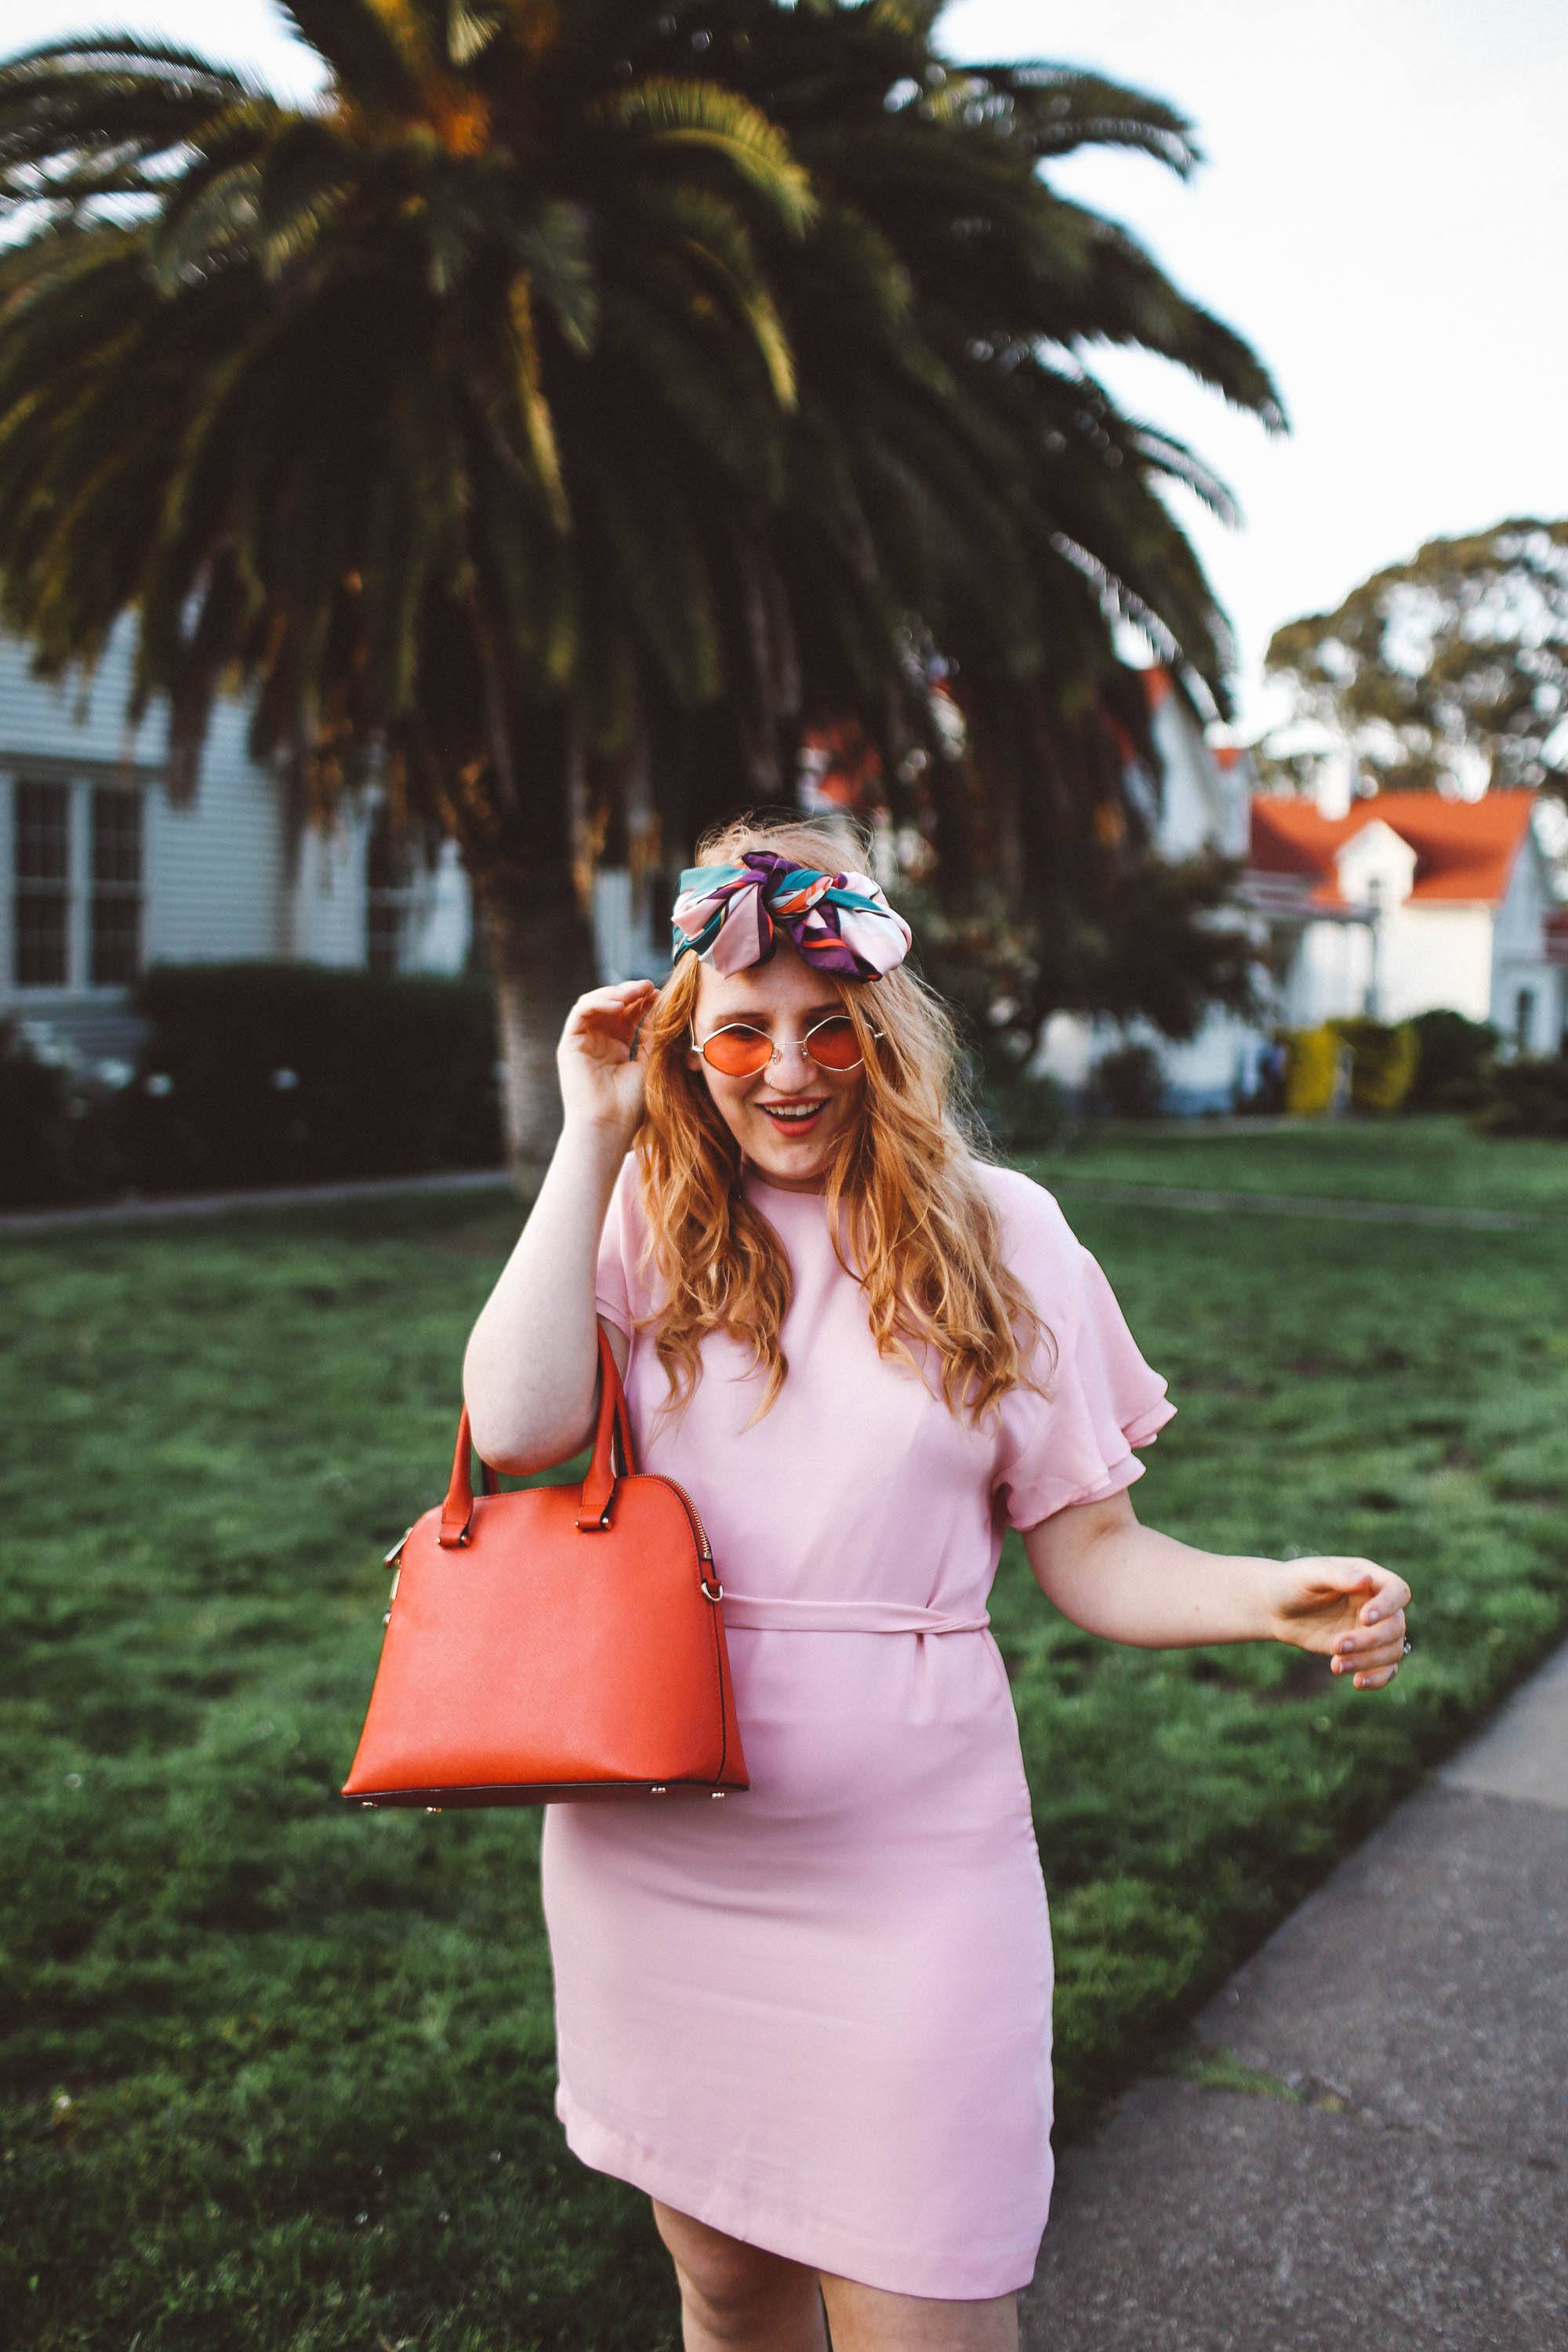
[{"left": 689, "top": 1013, "right": 885, "bottom": 1076}]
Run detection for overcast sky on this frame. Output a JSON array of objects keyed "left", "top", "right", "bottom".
[{"left": 6, "top": 0, "right": 1564, "bottom": 735}]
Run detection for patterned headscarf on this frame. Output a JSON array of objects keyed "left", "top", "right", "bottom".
[{"left": 670, "top": 849, "right": 913, "bottom": 979}]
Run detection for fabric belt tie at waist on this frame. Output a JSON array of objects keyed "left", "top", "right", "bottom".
[{"left": 718, "top": 1592, "right": 991, "bottom": 1635}]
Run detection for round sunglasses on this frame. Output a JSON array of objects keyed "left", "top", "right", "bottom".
[{"left": 691, "top": 1012, "right": 884, "bottom": 1079}]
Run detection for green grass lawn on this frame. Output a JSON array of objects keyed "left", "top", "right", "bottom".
[
  {"left": 1026, "top": 1109, "right": 1568, "bottom": 1215},
  {"left": 4, "top": 1116, "right": 1566, "bottom": 2350}
]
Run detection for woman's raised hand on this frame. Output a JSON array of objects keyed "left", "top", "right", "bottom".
[
  {"left": 1267, "top": 1557, "right": 1413, "bottom": 1691},
  {"left": 558, "top": 978, "right": 661, "bottom": 1146}
]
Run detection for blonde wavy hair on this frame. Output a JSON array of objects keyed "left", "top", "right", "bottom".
[{"left": 628, "top": 811, "right": 1058, "bottom": 1438}]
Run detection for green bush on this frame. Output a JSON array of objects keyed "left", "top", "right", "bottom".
[
  {"left": 0, "top": 964, "right": 505, "bottom": 1208},
  {"left": 1470, "top": 1051, "right": 1568, "bottom": 1139},
  {"left": 0, "top": 1018, "right": 143, "bottom": 1208},
  {"left": 1089, "top": 1041, "right": 1166, "bottom": 1120},
  {"left": 0, "top": 1018, "right": 73, "bottom": 1207},
  {"left": 1406, "top": 1008, "right": 1502, "bottom": 1111},
  {"left": 974, "top": 1063, "right": 1070, "bottom": 1153}
]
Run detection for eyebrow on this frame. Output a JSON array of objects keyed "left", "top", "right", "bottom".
[{"left": 710, "top": 1003, "right": 844, "bottom": 1025}]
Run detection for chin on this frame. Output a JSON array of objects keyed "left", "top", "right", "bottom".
[{"left": 746, "top": 1117, "right": 839, "bottom": 1173}]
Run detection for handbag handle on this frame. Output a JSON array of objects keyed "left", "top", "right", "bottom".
[{"left": 438, "top": 1323, "right": 637, "bottom": 1547}]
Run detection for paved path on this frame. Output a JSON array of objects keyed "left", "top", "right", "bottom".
[
  {"left": 1021, "top": 1640, "right": 1568, "bottom": 2350},
  {"left": 0, "top": 1165, "right": 514, "bottom": 1236},
  {"left": 2, "top": 1164, "right": 1553, "bottom": 1238},
  {"left": 1044, "top": 1175, "right": 1550, "bottom": 1231}
]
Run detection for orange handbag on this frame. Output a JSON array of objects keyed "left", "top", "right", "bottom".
[{"left": 341, "top": 1326, "right": 749, "bottom": 1809}]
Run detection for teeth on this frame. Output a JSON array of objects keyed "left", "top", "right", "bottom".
[{"left": 764, "top": 1105, "right": 823, "bottom": 1121}]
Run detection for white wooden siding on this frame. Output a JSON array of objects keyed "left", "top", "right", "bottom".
[{"left": 0, "top": 615, "right": 474, "bottom": 1064}]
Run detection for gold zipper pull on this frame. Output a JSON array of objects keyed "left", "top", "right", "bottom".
[{"left": 383, "top": 1524, "right": 415, "bottom": 1568}]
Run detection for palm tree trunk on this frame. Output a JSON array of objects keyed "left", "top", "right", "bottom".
[
  {"left": 455, "top": 605, "right": 601, "bottom": 1192},
  {"left": 471, "top": 861, "right": 596, "bottom": 1193}
]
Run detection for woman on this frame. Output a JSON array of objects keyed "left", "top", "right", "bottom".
[{"left": 462, "top": 813, "right": 1412, "bottom": 2352}]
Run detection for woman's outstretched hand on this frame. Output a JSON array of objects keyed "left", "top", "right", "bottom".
[
  {"left": 557, "top": 978, "right": 660, "bottom": 1149},
  {"left": 1267, "top": 1558, "right": 1412, "bottom": 1691}
]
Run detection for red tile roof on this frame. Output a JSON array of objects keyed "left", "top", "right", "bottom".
[{"left": 1249, "top": 789, "right": 1539, "bottom": 909}]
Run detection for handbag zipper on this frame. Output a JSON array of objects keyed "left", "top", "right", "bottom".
[
  {"left": 380, "top": 1490, "right": 715, "bottom": 1572},
  {"left": 655, "top": 1475, "right": 714, "bottom": 1566}
]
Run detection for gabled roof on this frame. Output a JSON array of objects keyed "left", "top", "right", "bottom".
[{"left": 1249, "top": 788, "right": 1540, "bottom": 909}]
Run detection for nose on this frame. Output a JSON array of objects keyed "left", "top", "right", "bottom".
[{"left": 757, "top": 1031, "right": 823, "bottom": 1096}]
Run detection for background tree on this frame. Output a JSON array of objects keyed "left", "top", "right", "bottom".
[
  {"left": 0, "top": 1, "right": 1283, "bottom": 1179},
  {"left": 809, "top": 670, "right": 1266, "bottom": 1072},
  {"left": 1260, "top": 517, "right": 1568, "bottom": 804}
]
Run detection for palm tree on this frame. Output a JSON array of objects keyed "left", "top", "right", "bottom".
[{"left": 0, "top": 1, "right": 1283, "bottom": 1178}]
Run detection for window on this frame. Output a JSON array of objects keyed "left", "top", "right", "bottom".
[
  {"left": 1514, "top": 987, "right": 1535, "bottom": 1051},
  {"left": 89, "top": 786, "right": 143, "bottom": 985},
  {"left": 13, "top": 779, "right": 71, "bottom": 985},
  {"left": 9, "top": 774, "right": 144, "bottom": 991}
]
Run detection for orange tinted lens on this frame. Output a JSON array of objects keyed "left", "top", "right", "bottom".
[
  {"left": 703, "top": 1025, "right": 773, "bottom": 1076},
  {"left": 806, "top": 1016, "right": 862, "bottom": 1070}
]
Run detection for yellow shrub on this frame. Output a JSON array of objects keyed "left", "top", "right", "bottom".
[
  {"left": 1327, "top": 1018, "right": 1421, "bottom": 1114},
  {"left": 1283, "top": 1025, "right": 1342, "bottom": 1116}
]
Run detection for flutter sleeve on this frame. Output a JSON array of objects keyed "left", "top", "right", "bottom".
[{"left": 988, "top": 1171, "right": 1177, "bottom": 1533}]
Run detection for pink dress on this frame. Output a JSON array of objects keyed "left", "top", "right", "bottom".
[{"left": 539, "top": 1152, "right": 1176, "bottom": 2298}]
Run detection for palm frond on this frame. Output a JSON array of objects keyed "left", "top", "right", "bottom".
[
  {"left": 594, "top": 278, "right": 788, "bottom": 502},
  {"left": 587, "top": 75, "right": 818, "bottom": 237},
  {"left": 509, "top": 198, "right": 600, "bottom": 358},
  {"left": 960, "top": 63, "right": 1200, "bottom": 176},
  {"left": 630, "top": 180, "right": 799, "bottom": 408},
  {"left": 0, "top": 37, "right": 259, "bottom": 212},
  {"left": 505, "top": 273, "right": 571, "bottom": 531},
  {"left": 271, "top": 2, "right": 429, "bottom": 113}
]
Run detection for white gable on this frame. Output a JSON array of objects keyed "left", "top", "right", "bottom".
[{"left": 1334, "top": 818, "right": 1418, "bottom": 908}]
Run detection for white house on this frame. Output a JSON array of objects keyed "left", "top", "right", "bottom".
[
  {"left": 1029, "top": 666, "right": 1568, "bottom": 1111},
  {"left": 10, "top": 616, "right": 1564, "bottom": 1098},
  {"left": 0, "top": 612, "right": 659, "bottom": 1068},
  {"left": 1029, "top": 667, "right": 1275, "bottom": 1112},
  {"left": 1246, "top": 786, "right": 1568, "bottom": 1056}
]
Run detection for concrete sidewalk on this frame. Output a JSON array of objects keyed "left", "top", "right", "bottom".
[
  {"left": 0, "top": 1164, "right": 512, "bottom": 1236},
  {"left": 1022, "top": 1642, "right": 1568, "bottom": 2351}
]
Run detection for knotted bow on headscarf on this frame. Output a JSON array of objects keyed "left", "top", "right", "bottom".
[{"left": 670, "top": 849, "right": 913, "bottom": 979}]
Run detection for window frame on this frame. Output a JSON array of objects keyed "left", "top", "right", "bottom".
[{"left": 3, "top": 768, "right": 147, "bottom": 1000}]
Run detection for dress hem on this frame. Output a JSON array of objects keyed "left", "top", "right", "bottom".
[{"left": 554, "top": 2082, "right": 1046, "bottom": 2301}]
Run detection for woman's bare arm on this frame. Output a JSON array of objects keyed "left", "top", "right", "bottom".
[
  {"left": 1022, "top": 1488, "right": 1412, "bottom": 1691},
  {"left": 463, "top": 1122, "right": 628, "bottom": 1472},
  {"left": 462, "top": 978, "right": 655, "bottom": 1474}
]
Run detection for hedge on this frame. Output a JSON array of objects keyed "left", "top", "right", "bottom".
[{"left": 0, "top": 962, "right": 504, "bottom": 1210}]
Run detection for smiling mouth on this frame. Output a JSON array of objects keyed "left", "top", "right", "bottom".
[{"left": 759, "top": 1101, "right": 828, "bottom": 1127}]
